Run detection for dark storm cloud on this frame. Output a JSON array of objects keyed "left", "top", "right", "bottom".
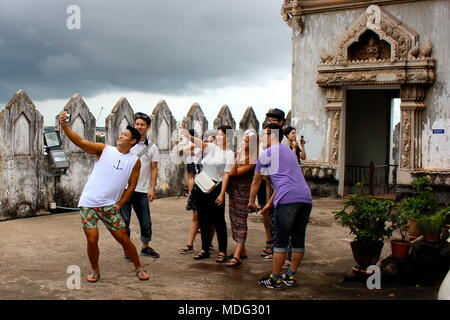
[{"left": 0, "top": 0, "right": 290, "bottom": 102}]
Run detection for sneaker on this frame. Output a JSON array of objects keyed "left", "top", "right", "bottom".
[
  {"left": 141, "top": 247, "right": 160, "bottom": 258},
  {"left": 258, "top": 274, "right": 283, "bottom": 289},
  {"left": 281, "top": 273, "right": 296, "bottom": 287},
  {"left": 283, "top": 260, "right": 291, "bottom": 268}
]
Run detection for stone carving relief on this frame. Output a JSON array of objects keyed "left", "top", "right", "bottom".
[
  {"left": 281, "top": 0, "right": 303, "bottom": 31},
  {"left": 317, "top": 6, "right": 435, "bottom": 88},
  {"left": 325, "top": 88, "right": 343, "bottom": 165},
  {"left": 330, "top": 110, "right": 341, "bottom": 165},
  {"left": 401, "top": 110, "right": 412, "bottom": 169},
  {"left": 315, "top": 6, "right": 436, "bottom": 171},
  {"left": 347, "top": 30, "right": 391, "bottom": 61}
]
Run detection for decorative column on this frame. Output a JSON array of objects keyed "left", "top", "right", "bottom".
[
  {"left": 325, "top": 88, "right": 344, "bottom": 165},
  {"left": 399, "top": 85, "right": 426, "bottom": 170}
]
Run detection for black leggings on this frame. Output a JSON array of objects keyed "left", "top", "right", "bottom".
[{"left": 193, "top": 183, "right": 228, "bottom": 253}]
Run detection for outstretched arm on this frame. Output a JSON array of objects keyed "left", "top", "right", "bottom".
[
  {"left": 179, "top": 125, "right": 209, "bottom": 151},
  {"left": 59, "top": 111, "right": 104, "bottom": 156}
]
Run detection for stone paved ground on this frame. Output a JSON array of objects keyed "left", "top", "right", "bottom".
[{"left": 0, "top": 197, "right": 440, "bottom": 300}]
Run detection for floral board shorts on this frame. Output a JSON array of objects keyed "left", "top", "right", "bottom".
[{"left": 79, "top": 204, "right": 126, "bottom": 231}]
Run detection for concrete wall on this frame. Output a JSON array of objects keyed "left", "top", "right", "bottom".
[
  {"left": 0, "top": 89, "right": 292, "bottom": 219},
  {"left": 57, "top": 94, "right": 97, "bottom": 208},
  {"left": 150, "top": 100, "right": 185, "bottom": 198},
  {"left": 0, "top": 90, "right": 44, "bottom": 219}
]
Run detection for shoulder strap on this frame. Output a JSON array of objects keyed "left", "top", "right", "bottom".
[{"left": 137, "top": 144, "right": 151, "bottom": 158}]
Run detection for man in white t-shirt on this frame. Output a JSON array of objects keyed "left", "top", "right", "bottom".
[
  {"left": 59, "top": 111, "right": 149, "bottom": 283},
  {"left": 120, "top": 112, "right": 161, "bottom": 259}
]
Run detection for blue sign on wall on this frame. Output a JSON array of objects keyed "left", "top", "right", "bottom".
[{"left": 432, "top": 129, "right": 445, "bottom": 134}]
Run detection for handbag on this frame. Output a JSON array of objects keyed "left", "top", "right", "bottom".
[{"left": 194, "top": 171, "right": 219, "bottom": 194}]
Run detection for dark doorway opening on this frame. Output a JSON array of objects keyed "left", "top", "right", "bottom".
[{"left": 344, "top": 89, "right": 400, "bottom": 195}]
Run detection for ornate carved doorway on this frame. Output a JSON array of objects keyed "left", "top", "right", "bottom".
[{"left": 316, "top": 5, "right": 436, "bottom": 196}]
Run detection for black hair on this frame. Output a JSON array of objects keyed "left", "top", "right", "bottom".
[
  {"left": 126, "top": 125, "right": 141, "bottom": 146},
  {"left": 283, "top": 126, "right": 296, "bottom": 137},
  {"left": 265, "top": 123, "right": 283, "bottom": 143},
  {"left": 188, "top": 129, "right": 195, "bottom": 137},
  {"left": 217, "top": 125, "right": 232, "bottom": 135},
  {"left": 134, "top": 112, "right": 151, "bottom": 125}
]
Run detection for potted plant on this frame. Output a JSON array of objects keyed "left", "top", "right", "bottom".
[
  {"left": 389, "top": 209, "right": 412, "bottom": 259},
  {"left": 399, "top": 177, "right": 439, "bottom": 240},
  {"left": 416, "top": 209, "right": 448, "bottom": 242},
  {"left": 334, "top": 183, "right": 395, "bottom": 273}
]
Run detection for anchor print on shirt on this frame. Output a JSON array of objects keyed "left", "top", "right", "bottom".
[{"left": 113, "top": 160, "right": 124, "bottom": 170}]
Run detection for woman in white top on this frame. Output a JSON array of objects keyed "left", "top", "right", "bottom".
[
  {"left": 178, "top": 129, "right": 203, "bottom": 254},
  {"left": 181, "top": 124, "right": 234, "bottom": 262},
  {"left": 181, "top": 129, "right": 203, "bottom": 194}
]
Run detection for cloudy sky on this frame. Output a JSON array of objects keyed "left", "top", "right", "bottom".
[{"left": 0, "top": 0, "right": 292, "bottom": 126}]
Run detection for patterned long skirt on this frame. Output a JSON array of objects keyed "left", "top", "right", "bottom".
[{"left": 228, "top": 171, "right": 253, "bottom": 243}]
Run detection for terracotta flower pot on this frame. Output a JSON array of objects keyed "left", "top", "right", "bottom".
[
  {"left": 423, "top": 231, "right": 441, "bottom": 243},
  {"left": 407, "top": 220, "right": 422, "bottom": 240},
  {"left": 390, "top": 239, "right": 411, "bottom": 259},
  {"left": 350, "top": 240, "right": 384, "bottom": 271}
]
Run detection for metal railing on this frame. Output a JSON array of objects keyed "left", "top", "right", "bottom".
[{"left": 345, "top": 162, "right": 398, "bottom": 195}]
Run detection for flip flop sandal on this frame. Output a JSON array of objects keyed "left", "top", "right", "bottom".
[
  {"left": 136, "top": 268, "right": 149, "bottom": 281},
  {"left": 228, "top": 254, "right": 248, "bottom": 259},
  {"left": 216, "top": 253, "right": 227, "bottom": 263},
  {"left": 193, "top": 250, "right": 210, "bottom": 260},
  {"left": 178, "top": 245, "right": 194, "bottom": 254},
  {"left": 261, "top": 241, "right": 273, "bottom": 256},
  {"left": 87, "top": 271, "right": 100, "bottom": 283},
  {"left": 226, "top": 257, "right": 241, "bottom": 267}
]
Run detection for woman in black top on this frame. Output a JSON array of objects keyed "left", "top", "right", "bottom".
[{"left": 283, "top": 126, "right": 306, "bottom": 164}]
